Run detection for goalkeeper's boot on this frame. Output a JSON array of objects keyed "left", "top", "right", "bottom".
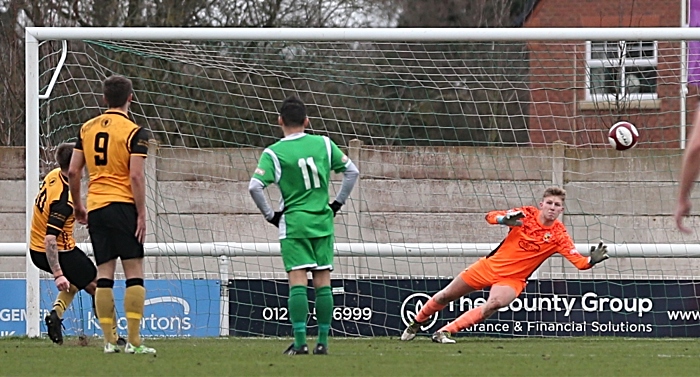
[
  {"left": 400, "top": 320, "right": 425, "bottom": 341},
  {"left": 431, "top": 331, "right": 456, "bottom": 344},
  {"left": 125, "top": 342, "right": 157, "bottom": 354},
  {"left": 312, "top": 343, "right": 328, "bottom": 355},
  {"left": 103, "top": 343, "right": 121, "bottom": 354},
  {"left": 283, "top": 343, "right": 309, "bottom": 355},
  {"left": 45, "top": 310, "right": 63, "bottom": 345}
]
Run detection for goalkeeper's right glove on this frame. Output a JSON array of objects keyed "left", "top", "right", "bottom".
[
  {"left": 497, "top": 210, "right": 525, "bottom": 226},
  {"left": 589, "top": 241, "right": 609, "bottom": 265}
]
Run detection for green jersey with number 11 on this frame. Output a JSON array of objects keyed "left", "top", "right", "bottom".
[{"left": 252, "top": 133, "right": 351, "bottom": 239}]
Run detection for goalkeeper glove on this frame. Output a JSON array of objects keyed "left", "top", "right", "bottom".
[
  {"left": 497, "top": 210, "right": 525, "bottom": 226},
  {"left": 267, "top": 211, "right": 284, "bottom": 228},
  {"left": 589, "top": 241, "right": 609, "bottom": 265},
  {"left": 329, "top": 201, "right": 343, "bottom": 217}
]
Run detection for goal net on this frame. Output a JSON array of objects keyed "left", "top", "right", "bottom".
[{"left": 22, "top": 28, "right": 700, "bottom": 339}]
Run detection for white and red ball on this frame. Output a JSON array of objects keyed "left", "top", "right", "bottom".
[{"left": 608, "top": 121, "right": 639, "bottom": 151}]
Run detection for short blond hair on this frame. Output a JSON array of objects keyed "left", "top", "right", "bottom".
[{"left": 543, "top": 186, "right": 566, "bottom": 201}]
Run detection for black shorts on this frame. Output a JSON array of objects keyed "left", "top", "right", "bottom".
[
  {"left": 30, "top": 247, "right": 97, "bottom": 290},
  {"left": 88, "top": 202, "right": 144, "bottom": 266}
]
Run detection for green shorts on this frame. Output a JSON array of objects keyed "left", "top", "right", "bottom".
[{"left": 280, "top": 235, "right": 334, "bottom": 272}]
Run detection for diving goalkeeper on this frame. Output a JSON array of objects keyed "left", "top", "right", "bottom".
[{"left": 401, "top": 186, "right": 609, "bottom": 343}]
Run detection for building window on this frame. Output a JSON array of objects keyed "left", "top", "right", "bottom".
[{"left": 586, "top": 41, "right": 657, "bottom": 101}]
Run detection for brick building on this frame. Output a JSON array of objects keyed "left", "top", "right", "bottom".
[{"left": 523, "top": 0, "right": 694, "bottom": 148}]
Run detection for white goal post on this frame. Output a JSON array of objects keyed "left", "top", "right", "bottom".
[{"left": 20, "top": 27, "right": 700, "bottom": 338}]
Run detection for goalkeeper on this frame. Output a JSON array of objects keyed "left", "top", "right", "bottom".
[{"left": 401, "top": 186, "right": 609, "bottom": 343}]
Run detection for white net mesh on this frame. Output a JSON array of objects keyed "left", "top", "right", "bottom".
[{"left": 29, "top": 35, "right": 700, "bottom": 338}]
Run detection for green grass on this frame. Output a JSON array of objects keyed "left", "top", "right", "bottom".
[{"left": 0, "top": 336, "right": 699, "bottom": 376}]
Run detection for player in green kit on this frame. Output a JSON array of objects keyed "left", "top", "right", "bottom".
[{"left": 249, "top": 96, "right": 359, "bottom": 355}]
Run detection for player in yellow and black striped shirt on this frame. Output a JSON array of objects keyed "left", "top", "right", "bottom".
[{"left": 69, "top": 75, "right": 154, "bottom": 354}]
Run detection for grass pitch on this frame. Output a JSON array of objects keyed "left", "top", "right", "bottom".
[{"left": 0, "top": 336, "right": 699, "bottom": 376}]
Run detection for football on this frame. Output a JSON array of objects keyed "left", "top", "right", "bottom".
[{"left": 608, "top": 121, "right": 639, "bottom": 151}]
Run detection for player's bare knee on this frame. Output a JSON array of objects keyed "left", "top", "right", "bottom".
[
  {"left": 97, "top": 259, "right": 118, "bottom": 279},
  {"left": 288, "top": 269, "right": 309, "bottom": 286},
  {"left": 435, "top": 288, "right": 460, "bottom": 304},
  {"left": 121, "top": 258, "right": 145, "bottom": 280},
  {"left": 483, "top": 298, "right": 508, "bottom": 315},
  {"left": 433, "top": 292, "right": 447, "bottom": 305},
  {"left": 435, "top": 281, "right": 459, "bottom": 303},
  {"left": 311, "top": 269, "right": 331, "bottom": 288}
]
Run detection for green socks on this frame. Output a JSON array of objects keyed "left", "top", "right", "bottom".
[
  {"left": 315, "top": 286, "right": 332, "bottom": 346},
  {"left": 288, "top": 285, "right": 309, "bottom": 348},
  {"left": 288, "top": 285, "right": 333, "bottom": 348}
]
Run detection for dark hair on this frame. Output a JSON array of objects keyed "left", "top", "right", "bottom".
[
  {"left": 103, "top": 75, "right": 133, "bottom": 108},
  {"left": 279, "top": 96, "right": 307, "bottom": 127},
  {"left": 543, "top": 186, "right": 566, "bottom": 201},
  {"left": 55, "top": 142, "right": 75, "bottom": 170}
]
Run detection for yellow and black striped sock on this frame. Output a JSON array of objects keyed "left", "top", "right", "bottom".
[
  {"left": 53, "top": 285, "right": 78, "bottom": 319},
  {"left": 124, "top": 278, "right": 145, "bottom": 347},
  {"left": 95, "top": 279, "right": 116, "bottom": 344}
]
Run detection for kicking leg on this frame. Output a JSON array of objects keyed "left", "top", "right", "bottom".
[{"left": 46, "top": 284, "right": 79, "bottom": 345}]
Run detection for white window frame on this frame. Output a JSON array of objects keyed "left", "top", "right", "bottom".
[{"left": 585, "top": 40, "right": 658, "bottom": 101}]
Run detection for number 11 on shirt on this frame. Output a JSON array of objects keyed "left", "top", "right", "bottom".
[{"left": 298, "top": 157, "right": 320, "bottom": 190}]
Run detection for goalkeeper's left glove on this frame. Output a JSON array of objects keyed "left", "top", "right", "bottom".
[
  {"left": 589, "top": 241, "right": 609, "bottom": 265},
  {"left": 329, "top": 201, "right": 343, "bottom": 217}
]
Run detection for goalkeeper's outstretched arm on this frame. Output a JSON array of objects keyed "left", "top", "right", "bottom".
[
  {"left": 485, "top": 208, "right": 525, "bottom": 226},
  {"left": 588, "top": 241, "right": 609, "bottom": 266},
  {"left": 560, "top": 241, "right": 609, "bottom": 270}
]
